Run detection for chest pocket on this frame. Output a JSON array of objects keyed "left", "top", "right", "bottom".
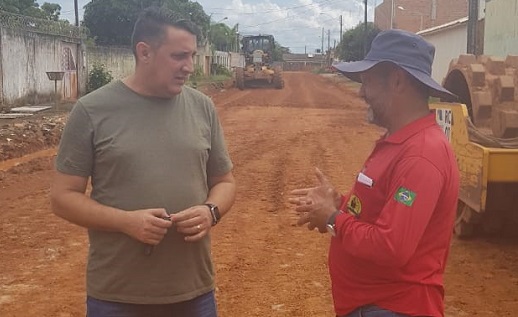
[{"left": 347, "top": 171, "right": 387, "bottom": 222}]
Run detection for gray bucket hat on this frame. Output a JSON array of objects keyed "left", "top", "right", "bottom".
[{"left": 333, "top": 29, "right": 457, "bottom": 101}]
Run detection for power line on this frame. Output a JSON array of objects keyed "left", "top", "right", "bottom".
[
  {"left": 239, "top": 2, "right": 344, "bottom": 29},
  {"left": 61, "top": 8, "right": 85, "bottom": 14},
  {"left": 203, "top": 0, "right": 337, "bottom": 15}
]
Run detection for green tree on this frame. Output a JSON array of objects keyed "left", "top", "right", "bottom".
[
  {"left": 41, "top": 2, "right": 61, "bottom": 21},
  {"left": 0, "top": 0, "right": 38, "bottom": 14},
  {"left": 336, "top": 22, "right": 380, "bottom": 62},
  {"left": 173, "top": 1, "right": 208, "bottom": 37},
  {"left": 83, "top": 0, "right": 209, "bottom": 46},
  {"left": 271, "top": 41, "right": 288, "bottom": 62},
  {"left": 210, "top": 23, "right": 230, "bottom": 51},
  {"left": 0, "top": 0, "right": 62, "bottom": 20},
  {"left": 210, "top": 22, "right": 240, "bottom": 52}
]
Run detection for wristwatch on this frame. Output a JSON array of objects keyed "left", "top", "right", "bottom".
[
  {"left": 326, "top": 211, "right": 342, "bottom": 237},
  {"left": 205, "top": 203, "right": 221, "bottom": 226}
]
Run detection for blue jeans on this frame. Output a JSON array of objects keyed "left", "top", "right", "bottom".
[
  {"left": 86, "top": 291, "right": 217, "bottom": 317},
  {"left": 343, "top": 305, "right": 410, "bottom": 317}
]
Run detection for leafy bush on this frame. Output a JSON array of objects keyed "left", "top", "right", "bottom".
[
  {"left": 192, "top": 64, "right": 205, "bottom": 79},
  {"left": 211, "top": 63, "right": 231, "bottom": 76},
  {"left": 187, "top": 65, "right": 205, "bottom": 89},
  {"left": 87, "top": 64, "right": 113, "bottom": 93}
]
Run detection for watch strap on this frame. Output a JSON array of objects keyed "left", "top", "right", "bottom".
[
  {"left": 326, "top": 210, "right": 342, "bottom": 237},
  {"left": 327, "top": 210, "right": 342, "bottom": 227},
  {"left": 204, "top": 203, "right": 221, "bottom": 226}
]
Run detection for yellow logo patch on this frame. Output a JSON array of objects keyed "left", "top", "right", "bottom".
[{"left": 347, "top": 194, "right": 362, "bottom": 217}]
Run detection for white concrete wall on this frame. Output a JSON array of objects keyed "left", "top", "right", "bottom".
[
  {"left": 86, "top": 44, "right": 215, "bottom": 82},
  {"left": 213, "top": 51, "right": 245, "bottom": 69},
  {"left": 0, "top": 27, "right": 80, "bottom": 105},
  {"left": 0, "top": 27, "right": 215, "bottom": 106},
  {"left": 213, "top": 51, "right": 231, "bottom": 70},
  {"left": 484, "top": 0, "right": 518, "bottom": 56},
  {"left": 86, "top": 46, "right": 134, "bottom": 81},
  {"left": 196, "top": 42, "right": 212, "bottom": 76},
  {"left": 420, "top": 23, "right": 467, "bottom": 84},
  {"left": 230, "top": 52, "right": 244, "bottom": 68}
]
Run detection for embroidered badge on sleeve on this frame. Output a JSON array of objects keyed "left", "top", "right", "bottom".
[
  {"left": 394, "top": 187, "right": 417, "bottom": 207},
  {"left": 347, "top": 194, "right": 362, "bottom": 217}
]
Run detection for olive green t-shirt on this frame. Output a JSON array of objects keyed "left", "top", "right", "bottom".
[{"left": 55, "top": 81, "right": 233, "bottom": 304}]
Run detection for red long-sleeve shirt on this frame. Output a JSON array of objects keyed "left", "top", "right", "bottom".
[{"left": 330, "top": 113, "right": 459, "bottom": 317}]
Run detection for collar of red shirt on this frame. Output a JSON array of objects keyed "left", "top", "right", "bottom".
[{"left": 377, "top": 112, "right": 436, "bottom": 145}]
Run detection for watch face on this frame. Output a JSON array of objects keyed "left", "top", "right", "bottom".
[{"left": 326, "top": 224, "right": 336, "bottom": 237}]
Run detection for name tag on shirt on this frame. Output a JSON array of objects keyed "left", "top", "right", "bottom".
[{"left": 357, "top": 172, "right": 374, "bottom": 188}]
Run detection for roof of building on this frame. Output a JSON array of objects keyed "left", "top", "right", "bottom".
[{"left": 417, "top": 17, "right": 469, "bottom": 36}]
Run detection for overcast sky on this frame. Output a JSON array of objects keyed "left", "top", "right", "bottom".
[{"left": 47, "top": 0, "right": 379, "bottom": 54}]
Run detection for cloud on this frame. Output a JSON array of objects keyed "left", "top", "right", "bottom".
[
  {"left": 197, "top": 0, "right": 377, "bottom": 53},
  {"left": 49, "top": 0, "right": 377, "bottom": 53}
]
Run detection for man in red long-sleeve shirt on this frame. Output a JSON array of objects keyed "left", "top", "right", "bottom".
[{"left": 290, "top": 29, "right": 460, "bottom": 317}]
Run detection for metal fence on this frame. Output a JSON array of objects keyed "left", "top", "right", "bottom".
[{"left": 0, "top": 10, "right": 84, "bottom": 39}]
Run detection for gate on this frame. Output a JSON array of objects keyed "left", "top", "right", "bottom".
[{"left": 61, "top": 43, "right": 78, "bottom": 100}]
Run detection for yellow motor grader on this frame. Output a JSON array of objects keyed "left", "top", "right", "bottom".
[{"left": 235, "top": 34, "right": 284, "bottom": 90}]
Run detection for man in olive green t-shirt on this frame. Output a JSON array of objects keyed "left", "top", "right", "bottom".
[{"left": 50, "top": 7, "right": 236, "bottom": 317}]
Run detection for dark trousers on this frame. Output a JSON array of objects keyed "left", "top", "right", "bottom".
[
  {"left": 86, "top": 291, "right": 217, "bottom": 317},
  {"left": 340, "top": 305, "right": 411, "bottom": 317}
]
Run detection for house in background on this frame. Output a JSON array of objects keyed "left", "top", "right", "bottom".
[
  {"left": 373, "top": 0, "right": 494, "bottom": 86},
  {"left": 417, "top": 17, "right": 469, "bottom": 84},
  {"left": 417, "top": 0, "right": 487, "bottom": 85},
  {"left": 374, "top": 0, "right": 468, "bottom": 33}
]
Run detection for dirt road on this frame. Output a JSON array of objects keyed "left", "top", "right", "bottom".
[{"left": 1, "top": 72, "right": 517, "bottom": 316}]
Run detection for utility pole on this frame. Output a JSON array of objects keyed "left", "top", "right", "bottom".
[
  {"left": 390, "top": 0, "right": 395, "bottom": 29},
  {"left": 340, "top": 15, "right": 343, "bottom": 41},
  {"left": 74, "top": 0, "right": 79, "bottom": 26},
  {"left": 321, "top": 27, "right": 324, "bottom": 55},
  {"left": 364, "top": 0, "right": 368, "bottom": 56},
  {"left": 327, "top": 29, "right": 331, "bottom": 51},
  {"left": 467, "top": 0, "right": 480, "bottom": 55},
  {"left": 74, "top": 0, "right": 80, "bottom": 97},
  {"left": 235, "top": 23, "right": 239, "bottom": 53}
]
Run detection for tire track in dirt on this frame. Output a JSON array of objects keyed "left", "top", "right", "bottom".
[
  {"left": 3, "top": 72, "right": 518, "bottom": 317},
  {"left": 211, "top": 72, "right": 355, "bottom": 111},
  {"left": 211, "top": 72, "right": 378, "bottom": 316},
  {"left": 0, "top": 170, "right": 87, "bottom": 317},
  {"left": 214, "top": 121, "right": 331, "bottom": 316}
]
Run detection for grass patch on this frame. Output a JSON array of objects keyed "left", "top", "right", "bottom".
[{"left": 188, "top": 74, "right": 232, "bottom": 89}]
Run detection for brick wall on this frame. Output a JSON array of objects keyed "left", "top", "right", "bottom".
[{"left": 374, "top": 0, "right": 468, "bottom": 33}]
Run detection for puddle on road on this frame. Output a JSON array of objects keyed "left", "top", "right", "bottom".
[{"left": 0, "top": 148, "right": 56, "bottom": 172}]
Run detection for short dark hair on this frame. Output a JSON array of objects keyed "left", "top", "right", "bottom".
[{"left": 131, "top": 7, "right": 199, "bottom": 57}]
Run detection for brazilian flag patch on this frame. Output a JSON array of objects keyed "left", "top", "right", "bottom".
[{"left": 394, "top": 187, "right": 417, "bottom": 207}]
